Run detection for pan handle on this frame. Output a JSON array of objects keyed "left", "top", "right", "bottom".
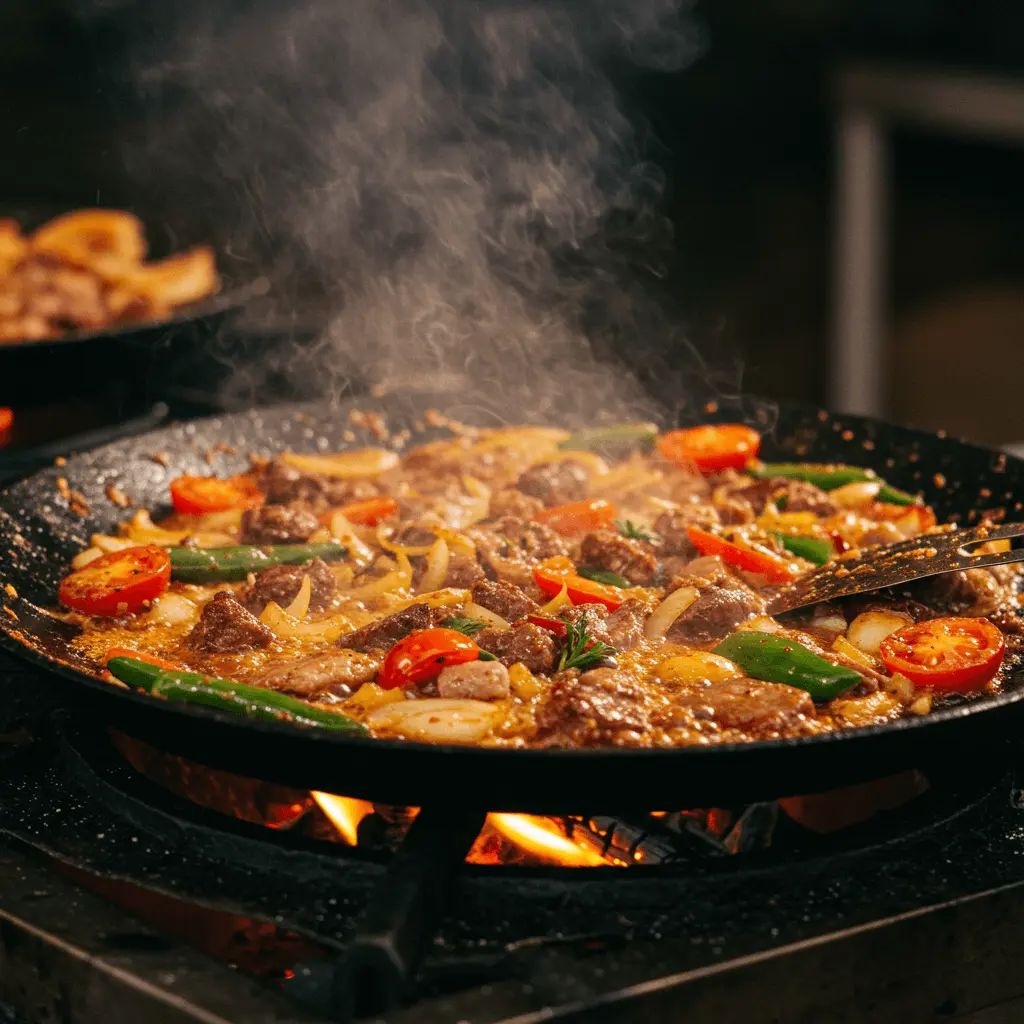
[{"left": 0, "top": 403, "right": 170, "bottom": 486}]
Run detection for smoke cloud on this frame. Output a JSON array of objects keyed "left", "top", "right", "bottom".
[{"left": 82, "top": 0, "right": 730, "bottom": 426}]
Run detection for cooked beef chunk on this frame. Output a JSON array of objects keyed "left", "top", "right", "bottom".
[
  {"left": 259, "top": 457, "right": 381, "bottom": 507},
  {"left": 240, "top": 503, "right": 321, "bottom": 544},
  {"left": 241, "top": 558, "right": 336, "bottom": 616},
  {"left": 580, "top": 529, "right": 658, "bottom": 585},
  {"left": 437, "top": 660, "right": 511, "bottom": 701},
  {"left": 476, "top": 622, "right": 556, "bottom": 674},
  {"left": 713, "top": 495, "right": 756, "bottom": 525},
  {"left": 775, "top": 479, "right": 836, "bottom": 515},
  {"left": 655, "top": 502, "right": 721, "bottom": 558},
  {"left": 445, "top": 555, "right": 486, "bottom": 589},
  {"left": 471, "top": 516, "right": 567, "bottom": 587},
  {"left": 336, "top": 603, "right": 445, "bottom": 654},
  {"left": 394, "top": 521, "right": 439, "bottom": 547},
  {"left": 515, "top": 460, "right": 589, "bottom": 507},
  {"left": 535, "top": 668, "right": 649, "bottom": 746},
  {"left": 857, "top": 522, "right": 904, "bottom": 548},
  {"left": 186, "top": 592, "right": 273, "bottom": 654},
  {"left": 561, "top": 600, "right": 650, "bottom": 652},
  {"left": 913, "top": 568, "right": 1007, "bottom": 618},
  {"left": 470, "top": 578, "right": 538, "bottom": 622},
  {"left": 253, "top": 649, "right": 382, "bottom": 697},
  {"left": 488, "top": 488, "right": 545, "bottom": 521},
  {"left": 665, "top": 572, "right": 764, "bottom": 645},
  {"left": 668, "top": 679, "right": 814, "bottom": 734}
]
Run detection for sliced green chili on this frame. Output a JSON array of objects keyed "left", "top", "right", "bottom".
[
  {"left": 749, "top": 463, "right": 919, "bottom": 506},
  {"left": 168, "top": 542, "right": 348, "bottom": 583},
  {"left": 772, "top": 533, "right": 833, "bottom": 567}
]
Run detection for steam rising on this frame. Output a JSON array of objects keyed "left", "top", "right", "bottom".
[{"left": 92, "top": 0, "right": 717, "bottom": 425}]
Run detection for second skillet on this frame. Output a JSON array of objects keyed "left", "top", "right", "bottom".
[{"left": 0, "top": 395, "right": 1022, "bottom": 813}]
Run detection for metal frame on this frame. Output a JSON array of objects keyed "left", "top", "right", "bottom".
[{"left": 831, "top": 64, "right": 1024, "bottom": 416}]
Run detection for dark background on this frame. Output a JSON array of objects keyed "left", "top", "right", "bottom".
[{"left": 3, "top": 0, "right": 1024, "bottom": 442}]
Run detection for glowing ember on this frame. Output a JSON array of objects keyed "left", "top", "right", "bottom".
[
  {"left": 0, "top": 408, "right": 11, "bottom": 447},
  {"left": 311, "top": 792, "right": 374, "bottom": 845},
  {"left": 485, "top": 813, "right": 610, "bottom": 867}
]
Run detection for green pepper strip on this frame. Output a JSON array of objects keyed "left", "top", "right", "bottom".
[
  {"left": 576, "top": 565, "right": 633, "bottom": 589},
  {"left": 713, "top": 631, "right": 862, "bottom": 701},
  {"left": 168, "top": 541, "right": 348, "bottom": 583},
  {"left": 108, "top": 656, "right": 368, "bottom": 733},
  {"left": 749, "top": 463, "right": 919, "bottom": 506},
  {"left": 771, "top": 533, "right": 832, "bottom": 567},
  {"left": 558, "top": 423, "right": 659, "bottom": 452}
]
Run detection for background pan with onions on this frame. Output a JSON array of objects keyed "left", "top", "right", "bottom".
[{"left": 1, "top": 395, "right": 1022, "bottom": 813}]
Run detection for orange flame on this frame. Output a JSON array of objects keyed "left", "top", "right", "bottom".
[
  {"left": 311, "top": 792, "right": 374, "bottom": 845},
  {"left": 486, "top": 814, "right": 610, "bottom": 867}
]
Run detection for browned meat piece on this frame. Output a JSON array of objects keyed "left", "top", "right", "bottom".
[
  {"left": 394, "top": 521, "right": 438, "bottom": 547},
  {"left": 259, "top": 457, "right": 381, "bottom": 507},
  {"left": 913, "top": 568, "right": 1009, "bottom": 618},
  {"left": 336, "top": 603, "right": 444, "bottom": 653},
  {"left": 665, "top": 572, "right": 764, "bottom": 645},
  {"left": 185, "top": 592, "right": 273, "bottom": 654},
  {"left": 563, "top": 604, "right": 612, "bottom": 645},
  {"left": 470, "top": 578, "right": 539, "bottom": 622},
  {"left": 535, "top": 668, "right": 649, "bottom": 746},
  {"left": 605, "top": 597, "right": 655, "bottom": 650},
  {"left": 241, "top": 558, "right": 336, "bottom": 616},
  {"left": 252, "top": 649, "right": 382, "bottom": 698},
  {"left": 436, "top": 660, "right": 511, "bottom": 700},
  {"left": 476, "top": 622, "right": 557, "bottom": 674},
  {"left": 775, "top": 479, "right": 836, "bottom": 515},
  {"left": 471, "top": 516, "right": 567, "bottom": 587},
  {"left": 580, "top": 529, "right": 657, "bottom": 585},
  {"left": 445, "top": 555, "right": 486, "bottom": 589},
  {"left": 488, "top": 488, "right": 545, "bottom": 521},
  {"left": 240, "top": 503, "right": 321, "bottom": 544},
  {"left": 667, "top": 679, "right": 814, "bottom": 735},
  {"left": 714, "top": 495, "right": 756, "bottom": 525},
  {"left": 515, "top": 460, "right": 589, "bottom": 507},
  {"left": 655, "top": 502, "right": 721, "bottom": 558}
]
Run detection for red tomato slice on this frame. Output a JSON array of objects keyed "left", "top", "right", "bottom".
[
  {"left": 657, "top": 424, "right": 761, "bottom": 473},
  {"left": 340, "top": 496, "right": 399, "bottom": 526},
  {"left": 169, "top": 474, "right": 264, "bottom": 515},
  {"left": 59, "top": 545, "right": 171, "bottom": 617},
  {"left": 534, "top": 498, "right": 615, "bottom": 536},
  {"left": 879, "top": 617, "right": 1004, "bottom": 692},
  {"left": 377, "top": 628, "right": 482, "bottom": 690},
  {"left": 686, "top": 527, "right": 798, "bottom": 584},
  {"left": 533, "top": 556, "right": 624, "bottom": 611}
]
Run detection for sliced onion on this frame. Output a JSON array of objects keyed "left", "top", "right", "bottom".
[
  {"left": 418, "top": 538, "right": 450, "bottom": 594},
  {"left": 884, "top": 672, "right": 916, "bottom": 704},
  {"left": 71, "top": 546, "right": 105, "bottom": 569},
  {"left": 282, "top": 449, "right": 399, "bottom": 479},
  {"left": 847, "top": 610, "right": 914, "bottom": 655},
  {"left": 644, "top": 586, "right": 699, "bottom": 639},
  {"left": 830, "top": 480, "right": 882, "bottom": 507},
  {"left": 326, "top": 511, "right": 375, "bottom": 567},
  {"left": 655, "top": 651, "right": 741, "bottom": 685},
  {"left": 458, "top": 476, "right": 491, "bottom": 527},
  {"left": 342, "top": 551, "right": 412, "bottom": 600},
  {"left": 284, "top": 574, "right": 312, "bottom": 619},
  {"left": 122, "top": 510, "right": 191, "bottom": 546},
  {"left": 545, "top": 450, "right": 609, "bottom": 477},
  {"left": 376, "top": 524, "right": 435, "bottom": 557},
  {"left": 259, "top": 601, "right": 353, "bottom": 641},
  {"left": 539, "top": 583, "right": 572, "bottom": 615},
  {"left": 148, "top": 593, "right": 198, "bottom": 626},
  {"left": 909, "top": 692, "right": 933, "bottom": 716},
  {"left": 367, "top": 698, "right": 501, "bottom": 744},
  {"left": 471, "top": 427, "right": 570, "bottom": 454},
  {"left": 90, "top": 534, "right": 137, "bottom": 554},
  {"left": 464, "top": 601, "right": 510, "bottom": 631},
  {"left": 385, "top": 588, "right": 471, "bottom": 614},
  {"left": 832, "top": 634, "right": 880, "bottom": 671},
  {"left": 738, "top": 615, "right": 782, "bottom": 633}
]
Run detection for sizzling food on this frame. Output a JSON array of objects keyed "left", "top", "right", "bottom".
[
  {"left": 57, "top": 421, "right": 1024, "bottom": 747},
  {"left": 0, "top": 210, "right": 217, "bottom": 342}
]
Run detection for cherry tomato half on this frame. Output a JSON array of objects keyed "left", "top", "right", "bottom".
[
  {"left": 59, "top": 545, "right": 171, "bottom": 617},
  {"left": 377, "top": 628, "right": 482, "bottom": 690},
  {"left": 533, "top": 556, "right": 624, "bottom": 611},
  {"left": 879, "top": 616, "right": 1004, "bottom": 692},
  {"left": 657, "top": 424, "right": 761, "bottom": 473},
  {"left": 686, "top": 527, "right": 798, "bottom": 585},
  {"left": 340, "top": 496, "right": 399, "bottom": 526},
  {"left": 534, "top": 498, "right": 615, "bottom": 536},
  {"left": 170, "top": 474, "right": 264, "bottom": 515}
]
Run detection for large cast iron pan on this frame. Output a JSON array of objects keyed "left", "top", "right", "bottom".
[{"left": 0, "top": 395, "right": 1021, "bottom": 812}]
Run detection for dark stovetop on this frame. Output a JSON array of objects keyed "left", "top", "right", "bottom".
[{"left": 5, "top": 648, "right": 1024, "bottom": 1023}]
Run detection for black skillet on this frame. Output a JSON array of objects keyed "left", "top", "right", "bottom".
[{"left": 0, "top": 395, "right": 1021, "bottom": 813}]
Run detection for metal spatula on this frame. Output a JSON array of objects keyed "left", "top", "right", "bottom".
[{"left": 766, "top": 522, "right": 1024, "bottom": 615}]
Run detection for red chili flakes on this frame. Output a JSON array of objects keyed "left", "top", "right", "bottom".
[
  {"left": 105, "top": 483, "right": 132, "bottom": 508},
  {"left": 933, "top": 473, "right": 946, "bottom": 488},
  {"left": 841, "top": 429, "right": 855, "bottom": 441},
  {"left": 56, "top": 479, "right": 90, "bottom": 516},
  {"left": 981, "top": 488, "right": 992, "bottom": 498}
]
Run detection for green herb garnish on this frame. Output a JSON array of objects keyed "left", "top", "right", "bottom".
[
  {"left": 615, "top": 519, "right": 656, "bottom": 543},
  {"left": 443, "top": 616, "right": 488, "bottom": 637},
  {"left": 557, "top": 612, "right": 617, "bottom": 672},
  {"left": 576, "top": 565, "right": 632, "bottom": 589}
]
